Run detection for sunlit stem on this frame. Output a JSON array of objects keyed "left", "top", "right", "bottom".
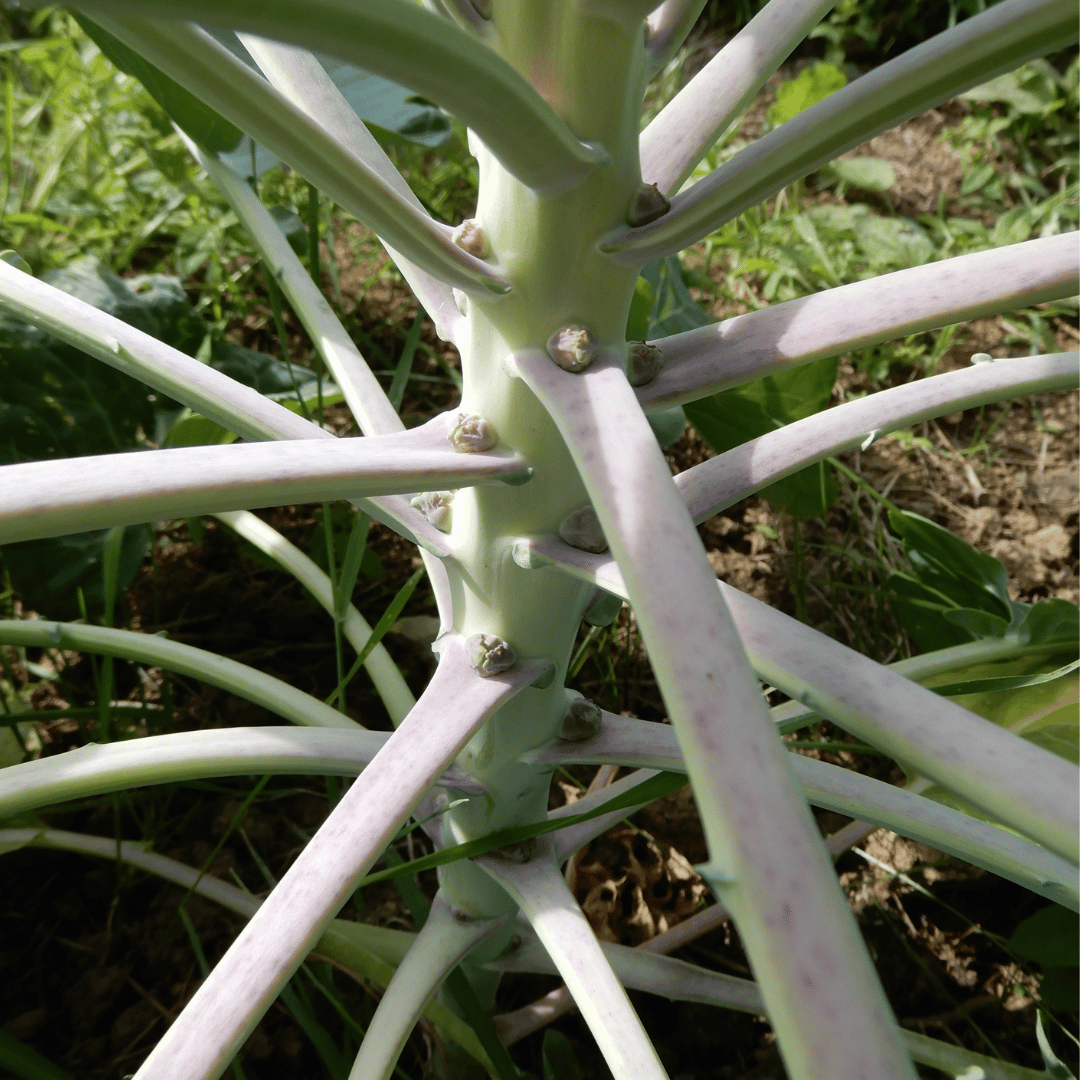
[
  {"left": 228, "top": 36, "right": 461, "bottom": 344},
  {"left": 510, "top": 348, "right": 914, "bottom": 1080},
  {"left": 132, "top": 639, "right": 540, "bottom": 1080},
  {"left": 347, "top": 893, "right": 506, "bottom": 1080},
  {"left": 479, "top": 843, "right": 670, "bottom": 1080},
  {"left": 638, "top": 232, "right": 1080, "bottom": 411}
]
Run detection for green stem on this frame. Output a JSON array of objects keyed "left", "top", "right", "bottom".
[{"left": 0, "top": 619, "right": 361, "bottom": 730}]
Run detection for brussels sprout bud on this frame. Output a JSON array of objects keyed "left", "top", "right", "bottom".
[
  {"left": 449, "top": 412, "right": 495, "bottom": 453},
  {"left": 466, "top": 633, "right": 517, "bottom": 677},
  {"left": 452, "top": 218, "right": 492, "bottom": 259},
  {"left": 452, "top": 288, "right": 469, "bottom": 316},
  {"left": 627, "top": 182, "right": 671, "bottom": 227},
  {"left": 558, "top": 506, "right": 607, "bottom": 553},
  {"left": 559, "top": 697, "right": 602, "bottom": 741},
  {"left": 410, "top": 490, "right": 455, "bottom": 533},
  {"left": 546, "top": 325, "right": 599, "bottom": 373},
  {"left": 626, "top": 341, "right": 665, "bottom": 387},
  {"left": 496, "top": 837, "right": 537, "bottom": 863}
]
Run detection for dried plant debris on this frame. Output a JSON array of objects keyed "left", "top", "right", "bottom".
[{"left": 567, "top": 823, "right": 707, "bottom": 946}]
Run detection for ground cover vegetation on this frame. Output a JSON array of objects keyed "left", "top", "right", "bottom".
[{"left": 0, "top": 0, "right": 1076, "bottom": 1078}]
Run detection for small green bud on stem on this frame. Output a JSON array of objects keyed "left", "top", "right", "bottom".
[
  {"left": 495, "top": 837, "right": 537, "bottom": 863},
  {"left": 452, "top": 218, "right": 492, "bottom": 259},
  {"left": 449, "top": 412, "right": 496, "bottom": 452},
  {"left": 558, "top": 506, "right": 608, "bottom": 553},
  {"left": 547, "top": 325, "right": 600, "bottom": 373},
  {"left": 558, "top": 697, "right": 602, "bottom": 741},
  {"left": 410, "top": 490, "right": 455, "bottom": 532},
  {"left": 626, "top": 341, "right": 665, "bottom": 387},
  {"left": 466, "top": 633, "right": 517, "bottom": 677},
  {"left": 627, "top": 182, "right": 671, "bottom": 227}
]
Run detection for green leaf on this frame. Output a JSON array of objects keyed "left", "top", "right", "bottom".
[
  {"left": 940, "top": 607, "right": 1011, "bottom": 640},
  {"left": 269, "top": 205, "right": 308, "bottom": 257},
  {"left": 278, "top": 981, "right": 351, "bottom": 1080},
  {"left": 854, "top": 216, "right": 934, "bottom": 268},
  {"left": 885, "top": 575, "right": 973, "bottom": 652},
  {"left": 768, "top": 62, "right": 847, "bottom": 127},
  {"left": 543, "top": 1031, "right": 583, "bottom": 1080},
  {"left": 646, "top": 405, "right": 687, "bottom": 448},
  {"left": 1009, "top": 905, "right": 1079, "bottom": 968},
  {"left": 0, "top": 1029, "right": 75, "bottom": 1080},
  {"left": 932, "top": 658, "right": 1080, "bottom": 698},
  {"left": 310, "top": 504, "right": 383, "bottom": 584},
  {"left": 625, "top": 275, "right": 654, "bottom": 342},
  {"left": 1036, "top": 1011, "right": 1077, "bottom": 1077},
  {"left": 1, "top": 526, "right": 148, "bottom": 622},
  {"left": 0, "top": 249, "right": 32, "bottom": 274},
  {"left": 731, "top": 257, "right": 779, "bottom": 276},
  {"left": 324, "top": 566, "right": 422, "bottom": 708},
  {"left": 0, "top": 725, "right": 31, "bottom": 769},
  {"left": 685, "top": 355, "right": 839, "bottom": 519},
  {"left": 962, "top": 68, "right": 1061, "bottom": 115},
  {"left": 888, "top": 510, "right": 1012, "bottom": 619},
  {"left": 1038, "top": 969, "right": 1080, "bottom": 1014},
  {"left": 1021, "top": 599, "right": 1080, "bottom": 647},
  {"left": 208, "top": 340, "right": 310, "bottom": 397},
  {"left": 640, "top": 256, "right": 712, "bottom": 338},
  {"left": 164, "top": 411, "right": 241, "bottom": 448},
  {"left": 822, "top": 156, "right": 896, "bottom": 192},
  {"left": 960, "top": 162, "right": 996, "bottom": 196},
  {"left": 920, "top": 652, "right": 1078, "bottom": 764},
  {"left": 73, "top": 15, "right": 243, "bottom": 154},
  {"left": 582, "top": 589, "right": 623, "bottom": 628},
  {"left": 0, "top": 256, "right": 204, "bottom": 464}
]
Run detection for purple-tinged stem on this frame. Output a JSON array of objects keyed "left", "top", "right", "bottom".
[
  {"left": 0, "top": 257, "right": 450, "bottom": 554},
  {"left": 80, "top": 0, "right": 608, "bottom": 194},
  {"left": 722, "top": 583, "right": 1080, "bottom": 862},
  {"left": 131, "top": 638, "right": 544, "bottom": 1080},
  {"left": 643, "top": 0, "right": 709, "bottom": 71},
  {"left": 509, "top": 347, "right": 914, "bottom": 1080},
  {"left": 637, "top": 234, "right": 1080, "bottom": 411},
  {"left": 478, "top": 842, "right": 670, "bottom": 1080},
  {"left": 526, "top": 715, "right": 1077, "bottom": 906},
  {"left": 641, "top": 0, "right": 836, "bottom": 194},
  {"left": 0, "top": 619, "right": 360, "bottom": 731},
  {"left": 89, "top": 15, "right": 511, "bottom": 296},
  {"left": 0, "top": 727, "right": 489, "bottom": 820},
  {"left": 488, "top": 928, "right": 1050, "bottom": 1079},
  {"left": 676, "top": 351, "right": 1078, "bottom": 520},
  {"left": 524, "top": 532, "right": 1080, "bottom": 863},
  {"left": 348, "top": 893, "right": 506, "bottom": 1080},
  {"left": 233, "top": 36, "right": 461, "bottom": 346},
  {"left": 602, "top": 0, "right": 1077, "bottom": 265},
  {"left": 0, "top": 414, "right": 528, "bottom": 543}
]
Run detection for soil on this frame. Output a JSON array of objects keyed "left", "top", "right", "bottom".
[{"left": 2, "top": 92, "right": 1078, "bottom": 1080}]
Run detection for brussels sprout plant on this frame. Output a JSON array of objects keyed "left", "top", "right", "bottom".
[{"left": 0, "top": 1, "right": 1077, "bottom": 1078}]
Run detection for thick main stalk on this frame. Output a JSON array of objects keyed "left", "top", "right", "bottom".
[{"left": 433, "top": 2, "right": 647, "bottom": 929}]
